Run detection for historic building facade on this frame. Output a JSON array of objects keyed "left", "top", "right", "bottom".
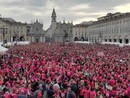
[
  {"left": 0, "top": 17, "right": 45, "bottom": 44},
  {"left": 73, "top": 21, "right": 93, "bottom": 42},
  {"left": 1, "top": 11, "right": 130, "bottom": 44},
  {"left": 0, "top": 17, "right": 27, "bottom": 44},
  {"left": 45, "top": 9, "right": 73, "bottom": 43},
  {"left": 27, "top": 20, "right": 45, "bottom": 42},
  {"left": 73, "top": 12, "right": 130, "bottom": 44}
]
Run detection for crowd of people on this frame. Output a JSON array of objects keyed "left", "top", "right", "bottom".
[{"left": 0, "top": 42, "right": 130, "bottom": 98}]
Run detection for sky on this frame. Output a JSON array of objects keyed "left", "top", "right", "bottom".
[{"left": 0, "top": 0, "right": 130, "bottom": 30}]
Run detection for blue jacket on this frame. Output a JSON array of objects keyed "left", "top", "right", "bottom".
[{"left": 18, "top": 94, "right": 27, "bottom": 98}]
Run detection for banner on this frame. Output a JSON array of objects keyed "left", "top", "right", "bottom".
[{"left": 97, "top": 51, "right": 104, "bottom": 56}]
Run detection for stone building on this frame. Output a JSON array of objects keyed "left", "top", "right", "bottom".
[
  {"left": 73, "top": 21, "right": 93, "bottom": 41},
  {"left": 73, "top": 12, "right": 130, "bottom": 44},
  {"left": 45, "top": 9, "right": 73, "bottom": 43},
  {"left": 0, "top": 17, "right": 27, "bottom": 44},
  {"left": 27, "top": 20, "right": 45, "bottom": 42}
]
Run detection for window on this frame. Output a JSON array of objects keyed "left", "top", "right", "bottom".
[
  {"left": 119, "top": 39, "right": 122, "bottom": 43},
  {"left": 36, "top": 28, "right": 38, "bottom": 31},
  {"left": 109, "top": 39, "right": 112, "bottom": 42},
  {"left": 114, "top": 39, "right": 116, "bottom": 42},
  {"left": 125, "top": 39, "right": 129, "bottom": 44}
]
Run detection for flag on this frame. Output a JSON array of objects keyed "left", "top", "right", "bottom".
[{"left": 97, "top": 51, "right": 104, "bottom": 56}]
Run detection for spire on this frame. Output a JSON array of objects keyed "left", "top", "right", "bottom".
[
  {"left": 63, "top": 17, "right": 65, "bottom": 23},
  {"left": 52, "top": 8, "right": 56, "bottom": 17},
  {"left": 51, "top": 8, "right": 56, "bottom": 22},
  {"left": 36, "top": 19, "right": 38, "bottom": 23}
]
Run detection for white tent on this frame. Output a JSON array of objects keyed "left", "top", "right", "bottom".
[
  {"left": 74, "top": 41, "right": 90, "bottom": 44},
  {"left": 0, "top": 45, "right": 8, "bottom": 55}
]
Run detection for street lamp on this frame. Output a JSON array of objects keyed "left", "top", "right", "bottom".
[{"left": 0, "top": 27, "right": 8, "bottom": 46}]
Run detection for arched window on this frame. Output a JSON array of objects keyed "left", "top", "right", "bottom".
[{"left": 74, "top": 37, "right": 78, "bottom": 41}]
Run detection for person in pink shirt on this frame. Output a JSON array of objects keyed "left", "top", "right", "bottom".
[
  {"left": 84, "top": 86, "right": 90, "bottom": 98},
  {"left": 2, "top": 88, "right": 11, "bottom": 98},
  {"left": 89, "top": 89, "right": 96, "bottom": 98},
  {"left": 109, "top": 78, "right": 116, "bottom": 87},
  {"left": 11, "top": 93, "right": 17, "bottom": 98},
  {"left": 0, "top": 43, "right": 130, "bottom": 98},
  {"left": 79, "top": 85, "right": 86, "bottom": 98},
  {"left": 126, "top": 85, "right": 130, "bottom": 97}
]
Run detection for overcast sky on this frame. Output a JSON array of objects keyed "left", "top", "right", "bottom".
[{"left": 0, "top": 0, "right": 130, "bottom": 29}]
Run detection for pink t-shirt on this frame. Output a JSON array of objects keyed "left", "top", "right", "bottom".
[
  {"left": 127, "top": 86, "right": 130, "bottom": 97},
  {"left": 37, "top": 91, "right": 42, "bottom": 98},
  {"left": 11, "top": 93, "right": 17, "bottom": 98},
  {"left": 79, "top": 87, "right": 86, "bottom": 96},
  {"left": 90, "top": 91, "right": 96, "bottom": 98},
  {"left": 84, "top": 89, "right": 90, "bottom": 98},
  {"left": 109, "top": 79, "right": 116, "bottom": 86},
  {"left": 3, "top": 93, "right": 11, "bottom": 98}
]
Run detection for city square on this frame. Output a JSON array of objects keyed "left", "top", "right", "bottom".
[{"left": 0, "top": 0, "right": 130, "bottom": 98}]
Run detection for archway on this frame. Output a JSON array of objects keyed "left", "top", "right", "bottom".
[
  {"left": 85, "top": 38, "right": 88, "bottom": 41},
  {"left": 119, "top": 39, "right": 122, "bottom": 43},
  {"left": 104, "top": 36, "right": 107, "bottom": 42},
  {"left": 125, "top": 39, "right": 129, "bottom": 44},
  {"left": 114, "top": 39, "right": 116, "bottom": 42},
  {"left": 74, "top": 37, "right": 78, "bottom": 41},
  {"left": 109, "top": 39, "right": 112, "bottom": 42},
  {"left": 36, "top": 38, "right": 39, "bottom": 43},
  {"left": 124, "top": 36, "right": 129, "bottom": 44},
  {"left": 13, "top": 36, "right": 16, "bottom": 42},
  {"left": 19, "top": 36, "right": 25, "bottom": 41},
  {"left": 81, "top": 37, "right": 84, "bottom": 41},
  {"left": 113, "top": 35, "right": 117, "bottom": 42},
  {"left": 105, "top": 39, "right": 107, "bottom": 42}
]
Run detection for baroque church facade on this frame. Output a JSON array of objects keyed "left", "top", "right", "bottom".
[
  {"left": 27, "top": 20, "right": 45, "bottom": 43},
  {"left": 0, "top": 9, "right": 74, "bottom": 44},
  {"left": 45, "top": 9, "right": 73, "bottom": 43}
]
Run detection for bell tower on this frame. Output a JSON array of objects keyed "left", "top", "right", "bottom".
[
  {"left": 51, "top": 8, "right": 57, "bottom": 31},
  {"left": 51, "top": 8, "right": 56, "bottom": 23}
]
